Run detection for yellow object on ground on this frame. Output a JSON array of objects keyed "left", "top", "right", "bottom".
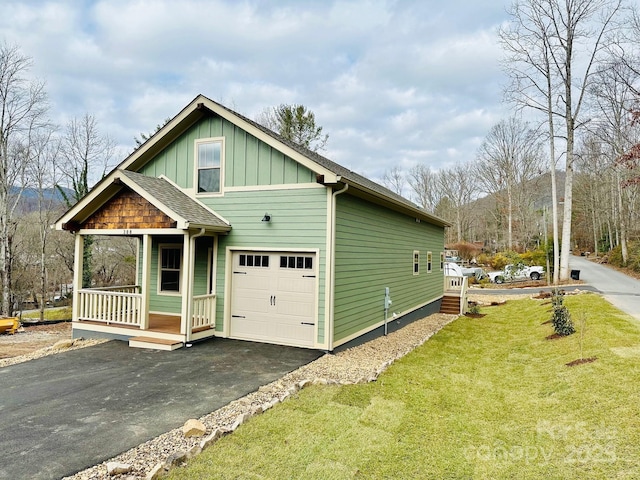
[{"left": 0, "top": 317, "right": 20, "bottom": 335}]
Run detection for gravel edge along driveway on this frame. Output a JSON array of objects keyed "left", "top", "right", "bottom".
[{"left": 61, "top": 312, "right": 458, "bottom": 479}]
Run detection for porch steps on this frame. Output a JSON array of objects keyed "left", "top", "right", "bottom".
[
  {"left": 440, "top": 295, "right": 462, "bottom": 315},
  {"left": 129, "top": 336, "right": 184, "bottom": 351}
]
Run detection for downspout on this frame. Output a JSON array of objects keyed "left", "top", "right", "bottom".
[
  {"left": 185, "top": 228, "right": 206, "bottom": 344},
  {"left": 328, "top": 183, "right": 348, "bottom": 351}
]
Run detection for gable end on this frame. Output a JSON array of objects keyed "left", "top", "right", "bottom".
[{"left": 82, "top": 188, "right": 177, "bottom": 230}]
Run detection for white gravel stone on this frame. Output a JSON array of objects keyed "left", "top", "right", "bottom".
[{"left": 50, "top": 311, "right": 457, "bottom": 480}]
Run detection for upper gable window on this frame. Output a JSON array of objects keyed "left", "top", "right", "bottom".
[{"left": 196, "top": 138, "right": 223, "bottom": 194}]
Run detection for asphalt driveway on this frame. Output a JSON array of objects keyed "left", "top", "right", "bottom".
[{"left": 0, "top": 338, "right": 321, "bottom": 479}]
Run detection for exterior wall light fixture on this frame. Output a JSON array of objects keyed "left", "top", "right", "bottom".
[{"left": 262, "top": 213, "right": 271, "bottom": 222}]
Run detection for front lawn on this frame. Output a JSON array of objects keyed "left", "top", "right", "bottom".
[{"left": 168, "top": 294, "right": 640, "bottom": 479}]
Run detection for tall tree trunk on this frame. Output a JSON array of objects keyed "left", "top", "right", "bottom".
[{"left": 616, "top": 170, "right": 628, "bottom": 265}]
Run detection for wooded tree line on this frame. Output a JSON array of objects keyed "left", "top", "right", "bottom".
[
  {"left": 0, "top": 42, "right": 131, "bottom": 319},
  {"left": 384, "top": 0, "right": 640, "bottom": 283}
]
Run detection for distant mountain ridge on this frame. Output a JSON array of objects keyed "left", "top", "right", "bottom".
[{"left": 12, "top": 186, "right": 74, "bottom": 213}]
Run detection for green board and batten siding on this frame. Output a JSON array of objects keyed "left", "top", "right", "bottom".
[
  {"left": 139, "top": 116, "right": 316, "bottom": 188},
  {"left": 140, "top": 112, "right": 329, "bottom": 344},
  {"left": 333, "top": 194, "right": 444, "bottom": 343}
]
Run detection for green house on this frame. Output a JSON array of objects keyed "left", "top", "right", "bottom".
[{"left": 55, "top": 95, "right": 453, "bottom": 351}]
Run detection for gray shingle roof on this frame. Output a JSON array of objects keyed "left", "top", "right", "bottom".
[
  {"left": 210, "top": 99, "right": 449, "bottom": 227},
  {"left": 120, "top": 170, "right": 230, "bottom": 230}
]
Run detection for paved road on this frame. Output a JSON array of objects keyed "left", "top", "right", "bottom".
[
  {"left": 569, "top": 255, "right": 640, "bottom": 323},
  {"left": 472, "top": 255, "right": 640, "bottom": 322},
  {"left": 0, "top": 339, "right": 321, "bottom": 480}
]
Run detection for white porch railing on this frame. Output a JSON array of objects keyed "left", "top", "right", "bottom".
[
  {"left": 444, "top": 276, "right": 468, "bottom": 315},
  {"left": 77, "top": 285, "right": 142, "bottom": 326},
  {"left": 76, "top": 286, "right": 215, "bottom": 332},
  {"left": 191, "top": 293, "right": 216, "bottom": 331}
]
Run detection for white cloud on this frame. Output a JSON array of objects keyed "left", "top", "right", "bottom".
[{"left": 0, "top": 0, "right": 511, "bottom": 177}]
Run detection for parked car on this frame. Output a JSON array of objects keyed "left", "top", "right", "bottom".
[
  {"left": 487, "top": 264, "right": 544, "bottom": 284},
  {"left": 461, "top": 266, "right": 486, "bottom": 280}
]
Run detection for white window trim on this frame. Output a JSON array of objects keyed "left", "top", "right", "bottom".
[
  {"left": 440, "top": 251, "right": 444, "bottom": 271},
  {"left": 427, "top": 251, "right": 433, "bottom": 273},
  {"left": 413, "top": 250, "right": 420, "bottom": 276},
  {"left": 158, "top": 243, "right": 183, "bottom": 296},
  {"left": 194, "top": 137, "right": 225, "bottom": 197}
]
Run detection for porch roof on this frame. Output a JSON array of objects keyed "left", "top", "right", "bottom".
[{"left": 55, "top": 170, "right": 231, "bottom": 233}]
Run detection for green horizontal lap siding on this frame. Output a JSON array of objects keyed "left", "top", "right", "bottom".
[
  {"left": 149, "top": 236, "right": 183, "bottom": 314},
  {"left": 333, "top": 194, "right": 444, "bottom": 343},
  {"left": 138, "top": 115, "right": 315, "bottom": 188},
  {"left": 193, "top": 237, "right": 213, "bottom": 297},
  {"left": 139, "top": 236, "right": 210, "bottom": 316},
  {"left": 201, "top": 188, "right": 328, "bottom": 344}
]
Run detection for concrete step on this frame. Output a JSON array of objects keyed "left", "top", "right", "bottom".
[{"left": 129, "top": 336, "right": 184, "bottom": 351}]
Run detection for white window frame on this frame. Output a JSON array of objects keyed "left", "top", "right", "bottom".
[
  {"left": 440, "top": 252, "right": 444, "bottom": 271},
  {"left": 413, "top": 250, "right": 420, "bottom": 276},
  {"left": 195, "top": 137, "right": 224, "bottom": 196},
  {"left": 427, "top": 251, "right": 433, "bottom": 273},
  {"left": 158, "top": 244, "right": 183, "bottom": 295}
]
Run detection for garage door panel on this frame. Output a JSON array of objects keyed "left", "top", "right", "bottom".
[
  {"left": 232, "top": 316, "right": 269, "bottom": 338},
  {"left": 273, "top": 322, "right": 315, "bottom": 344},
  {"left": 277, "top": 276, "right": 315, "bottom": 294},
  {"left": 233, "top": 295, "right": 268, "bottom": 315},
  {"left": 275, "top": 298, "right": 315, "bottom": 318},
  {"left": 230, "top": 251, "right": 317, "bottom": 348}
]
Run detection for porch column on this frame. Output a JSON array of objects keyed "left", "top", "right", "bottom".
[
  {"left": 72, "top": 234, "right": 84, "bottom": 323},
  {"left": 139, "top": 234, "right": 152, "bottom": 330},
  {"left": 180, "top": 232, "right": 192, "bottom": 337}
]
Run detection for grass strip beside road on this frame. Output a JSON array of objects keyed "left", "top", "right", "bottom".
[
  {"left": 168, "top": 294, "right": 640, "bottom": 479},
  {"left": 20, "top": 306, "right": 72, "bottom": 322}
]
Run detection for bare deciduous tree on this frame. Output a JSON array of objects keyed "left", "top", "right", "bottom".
[
  {"left": 381, "top": 166, "right": 405, "bottom": 196},
  {"left": 0, "top": 42, "right": 49, "bottom": 315},
  {"left": 475, "top": 117, "right": 545, "bottom": 249},
  {"left": 501, "top": 0, "right": 626, "bottom": 281},
  {"left": 57, "top": 113, "right": 115, "bottom": 287},
  {"left": 438, "top": 163, "right": 478, "bottom": 244},
  {"left": 28, "top": 128, "right": 61, "bottom": 320},
  {"left": 407, "top": 164, "right": 440, "bottom": 212}
]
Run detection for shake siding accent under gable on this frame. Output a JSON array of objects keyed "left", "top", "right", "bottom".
[
  {"left": 333, "top": 194, "right": 444, "bottom": 342},
  {"left": 201, "top": 188, "right": 328, "bottom": 344},
  {"left": 138, "top": 115, "right": 315, "bottom": 189}
]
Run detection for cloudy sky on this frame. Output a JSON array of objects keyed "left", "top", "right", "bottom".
[{"left": 1, "top": 0, "right": 513, "bottom": 185}]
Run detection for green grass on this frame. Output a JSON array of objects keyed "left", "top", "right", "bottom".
[
  {"left": 20, "top": 306, "right": 72, "bottom": 321},
  {"left": 168, "top": 294, "right": 640, "bottom": 479}
]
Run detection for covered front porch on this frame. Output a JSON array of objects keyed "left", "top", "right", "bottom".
[
  {"left": 72, "top": 283, "right": 218, "bottom": 350},
  {"left": 57, "top": 170, "right": 232, "bottom": 350}
]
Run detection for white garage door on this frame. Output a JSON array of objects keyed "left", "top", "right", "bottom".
[{"left": 230, "top": 251, "right": 317, "bottom": 347}]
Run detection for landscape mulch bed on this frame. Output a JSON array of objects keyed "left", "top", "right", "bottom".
[{"left": 566, "top": 357, "right": 597, "bottom": 367}]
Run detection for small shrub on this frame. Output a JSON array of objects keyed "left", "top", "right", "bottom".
[
  {"left": 521, "top": 248, "right": 547, "bottom": 267},
  {"left": 476, "top": 253, "right": 491, "bottom": 266},
  {"left": 551, "top": 292, "right": 564, "bottom": 308},
  {"left": 450, "top": 241, "right": 481, "bottom": 263},
  {"left": 490, "top": 252, "right": 510, "bottom": 270},
  {"left": 552, "top": 305, "right": 575, "bottom": 336},
  {"left": 468, "top": 303, "right": 481, "bottom": 315}
]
